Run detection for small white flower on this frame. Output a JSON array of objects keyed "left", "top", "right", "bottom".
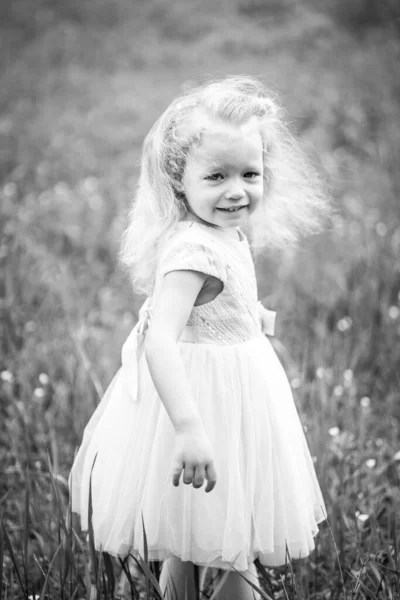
[
  {"left": 360, "top": 396, "right": 371, "bottom": 408},
  {"left": 334, "top": 385, "right": 344, "bottom": 397},
  {"left": 39, "top": 373, "right": 49, "bottom": 385},
  {"left": 312, "top": 456, "right": 318, "bottom": 463},
  {"left": 376, "top": 222, "right": 387, "bottom": 236},
  {"left": 356, "top": 513, "right": 370, "bottom": 523},
  {"left": 337, "top": 317, "right": 353, "bottom": 332},
  {"left": 290, "top": 377, "right": 301, "bottom": 389},
  {"left": 83, "top": 177, "right": 99, "bottom": 192},
  {"left": 343, "top": 369, "right": 353, "bottom": 385},
  {"left": 1, "top": 370, "right": 14, "bottom": 382},
  {"left": 3, "top": 182, "right": 16, "bottom": 197},
  {"left": 388, "top": 306, "right": 399, "bottom": 320},
  {"left": 316, "top": 367, "right": 325, "bottom": 379},
  {"left": 393, "top": 450, "right": 400, "bottom": 462},
  {"left": 329, "top": 426, "right": 340, "bottom": 437},
  {"left": 34, "top": 388, "right": 45, "bottom": 399},
  {"left": 365, "top": 458, "right": 376, "bottom": 469},
  {"left": 25, "top": 321, "right": 36, "bottom": 332}
]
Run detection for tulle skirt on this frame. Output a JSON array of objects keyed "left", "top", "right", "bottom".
[{"left": 69, "top": 334, "right": 326, "bottom": 571}]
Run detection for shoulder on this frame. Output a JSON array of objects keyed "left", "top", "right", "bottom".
[{"left": 157, "top": 223, "right": 227, "bottom": 284}]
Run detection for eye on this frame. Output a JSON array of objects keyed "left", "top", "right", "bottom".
[
  {"left": 205, "top": 173, "right": 224, "bottom": 181},
  {"left": 243, "top": 171, "right": 260, "bottom": 179}
]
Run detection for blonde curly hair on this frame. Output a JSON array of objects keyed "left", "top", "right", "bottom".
[{"left": 119, "top": 75, "right": 330, "bottom": 294}]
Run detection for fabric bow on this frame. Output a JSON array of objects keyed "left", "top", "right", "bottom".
[
  {"left": 257, "top": 301, "right": 276, "bottom": 336},
  {"left": 120, "top": 297, "right": 152, "bottom": 402}
]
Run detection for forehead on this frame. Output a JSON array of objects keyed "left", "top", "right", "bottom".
[{"left": 190, "top": 119, "right": 263, "bottom": 166}]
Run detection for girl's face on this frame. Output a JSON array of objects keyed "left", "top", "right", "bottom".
[{"left": 179, "top": 119, "right": 264, "bottom": 233}]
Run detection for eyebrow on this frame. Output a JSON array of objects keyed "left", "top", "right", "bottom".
[{"left": 203, "top": 162, "right": 262, "bottom": 170}]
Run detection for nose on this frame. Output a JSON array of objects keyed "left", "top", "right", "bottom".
[{"left": 224, "top": 179, "right": 245, "bottom": 201}]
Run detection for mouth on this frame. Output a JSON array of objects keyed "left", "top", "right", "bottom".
[{"left": 216, "top": 205, "right": 248, "bottom": 213}]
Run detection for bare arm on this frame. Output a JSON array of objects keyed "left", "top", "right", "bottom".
[{"left": 144, "top": 270, "right": 217, "bottom": 492}]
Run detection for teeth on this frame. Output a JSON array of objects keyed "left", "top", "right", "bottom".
[{"left": 220, "top": 206, "right": 245, "bottom": 212}]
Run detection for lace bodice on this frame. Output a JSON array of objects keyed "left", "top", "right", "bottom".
[{"left": 153, "top": 222, "right": 272, "bottom": 345}]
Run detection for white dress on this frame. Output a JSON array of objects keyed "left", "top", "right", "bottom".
[{"left": 69, "top": 221, "right": 326, "bottom": 571}]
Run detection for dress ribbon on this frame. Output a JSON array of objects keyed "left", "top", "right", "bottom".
[
  {"left": 120, "top": 297, "right": 152, "bottom": 402},
  {"left": 257, "top": 301, "right": 276, "bottom": 336}
]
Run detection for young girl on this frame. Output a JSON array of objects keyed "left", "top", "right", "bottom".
[{"left": 70, "top": 76, "right": 329, "bottom": 599}]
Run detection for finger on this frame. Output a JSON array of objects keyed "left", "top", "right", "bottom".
[
  {"left": 204, "top": 462, "right": 217, "bottom": 493},
  {"left": 171, "top": 463, "right": 183, "bottom": 487},
  {"left": 183, "top": 464, "right": 195, "bottom": 485},
  {"left": 193, "top": 466, "right": 205, "bottom": 489}
]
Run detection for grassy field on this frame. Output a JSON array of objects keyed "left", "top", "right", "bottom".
[{"left": 1, "top": 0, "right": 400, "bottom": 597}]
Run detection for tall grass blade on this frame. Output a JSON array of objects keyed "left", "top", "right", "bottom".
[
  {"left": 392, "top": 512, "right": 399, "bottom": 597},
  {"left": 1, "top": 522, "right": 26, "bottom": 597},
  {"left": 118, "top": 557, "right": 140, "bottom": 599},
  {"left": 23, "top": 468, "right": 30, "bottom": 597},
  {"left": 103, "top": 552, "right": 115, "bottom": 599},
  {"left": 133, "top": 555, "right": 164, "bottom": 599},
  {"left": 279, "top": 576, "right": 290, "bottom": 600},
  {"left": 84, "top": 559, "right": 91, "bottom": 600},
  {"left": 230, "top": 564, "right": 273, "bottom": 600},
  {"left": 95, "top": 548, "right": 103, "bottom": 599},
  {"left": 47, "top": 454, "right": 81, "bottom": 584},
  {"left": 60, "top": 507, "right": 72, "bottom": 596},
  {"left": 325, "top": 512, "right": 346, "bottom": 595},
  {"left": 347, "top": 568, "right": 376, "bottom": 597},
  {"left": 141, "top": 514, "right": 150, "bottom": 599},
  {"left": 39, "top": 541, "right": 62, "bottom": 600},
  {"left": 0, "top": 514, "right": 4, "bottom": 600},
  {"left": 207, "top": 569, "right": 231, "bottom": 600},
  {"left": 88, "top": 455, "right": 98, "bottom": 583},
  {"left": 254, "top": 559, "right": 274, "bottom": 597}
]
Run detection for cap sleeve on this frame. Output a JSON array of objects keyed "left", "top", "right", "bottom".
[{"left": 159, "top": 240, "right": 227, "bottom": 285}]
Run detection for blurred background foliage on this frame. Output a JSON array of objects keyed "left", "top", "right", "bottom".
[{"left": 1, "top": 0, "right": 400, "bottom": 598}]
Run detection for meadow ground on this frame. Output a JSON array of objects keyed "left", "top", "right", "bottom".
[{"left": 1, "top": 0, "right": 400, "bottom": 598}]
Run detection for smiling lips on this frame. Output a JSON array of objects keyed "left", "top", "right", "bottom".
[{"left": 216, "top": 205, "right": 248, "bottom": 212}]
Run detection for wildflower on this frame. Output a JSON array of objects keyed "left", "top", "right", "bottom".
[
  {"left": 1, "top": 370, "right": 14, "bottom": 383},
  {"left": 356, "top": 512, "right": 370, "bottom": 524},
  {"left": 333, "top": 385, "right": 344, "bottom": 397},
  {"left": 316, "top": 367, "right": 325, "bottom": 379},
  {"left": 393, "top": 450, "right": 400, "bottom": 462},
  {"left": 3, "top": 182, "right": 16, "bottom": 197},
  {"left": 39, "top": 373, "right": 49, "bottom": 385},
  {"left": 312, "top": 456, "right": 318, "bottom": 463},
  {"left": 329, "top": 426, "right": 340, "bottom": 437},
  {"left": 83, "top": 176, "right": 99, "bottom": 192},
  {"left": 343, "top": 369, "right": 353, "bottom": 386},
  {"left": 388, "top": 306, "right": 399, "bottom": 320},
  {"left": 375, "top": 222, "right": 387, "bottom": 236},
  {"left": 34, "top": 387, "right": 45, "bottom": 399},
  {"left": 360, "top": 396, "right": 371, "bottom": 408},
  {"left": 290, "top": 377, "right": 301, "bottom": 389},
  {"left": 25, "top": 321, "right": 36, "bottom": 332},
  {"left": 365, "top": 459, "right": 376, "bottom": 469},
  {"left": 337, "top": 317, "right": 352, "bottom": 332}
]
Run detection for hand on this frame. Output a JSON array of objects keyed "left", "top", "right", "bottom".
[{"left": 171, "top": 423, "right": 217, "bottom": 493}]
